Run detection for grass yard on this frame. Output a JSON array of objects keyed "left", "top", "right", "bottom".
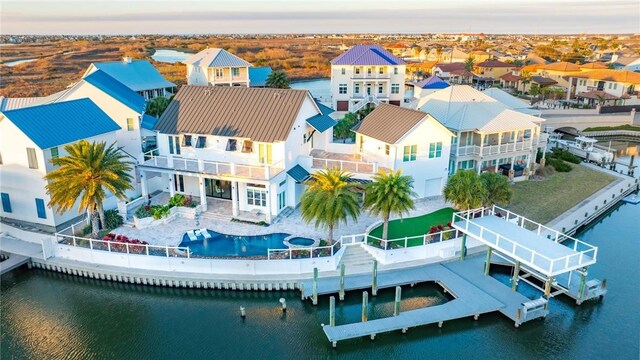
[
  {"left": 368, "top": 207, "right": 456, "bottom": 246},
  {"left": 506, "top": 163, "right": 616, "bottom": 224}
]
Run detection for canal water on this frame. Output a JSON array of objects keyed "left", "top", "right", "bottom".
[{"left": 2, "top": 201, "right": 638, "bottom": 359}]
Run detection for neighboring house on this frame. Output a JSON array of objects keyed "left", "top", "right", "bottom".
[
  {"left": 482, "top": 87, "right": 542, "bottom": 117},
  {"left": 432, "top": 63, "right": 465, "bottom": 80},
  {"left": 535, "top": 62, "right": 582, "bottom": 88},
  {"left": 467, "top": 51, "right": 492, "bottom": 62},
  {"left": 426, "top": 48, "right": 468, "bottom": 63},
  {"left": 448, "top": 70, "right": 475, "bottom": 85},
  {"left": 83, "top": 57, "right": 176, "bottom": 100},
  {"left": 0, "top": 99, "right": 122, "bottom": 232},
  {"left": 473, "top": 60, "right": 517, "bottom": 80},
  {"left": 406, "top": 61, "right": 438, "bottom": 81},
  {"left": 417, "top": 86, "right": 547, "bottom": 180},
  {"left": 413, "top": 75, "right": 450, "bottom": 98},
  {"left": 352, "top": 104, "right": 454, "bottom": 197},
  {"left": 330, "top": 45, "right": 406, "bottom": 112},
  {"left": 610, "top": 56, "right": 640, "bottom": 72},
  {"left": 386, "top": 43, "right": 412, "bottom": 58},
  {"left": 567, "top": 69, "right": 640, "bottom": 105},
  {"left": 248, "top": 67, "right": 273, "bottom": 88},
  {"left": 183, "top": 48, "right": 252, "bottom": 87},
  {"left": 500, "top": 72, "right": 520, "bottom": 90},
  {"left": 140, "top": 86, "right": 336, "bottom": 224}
]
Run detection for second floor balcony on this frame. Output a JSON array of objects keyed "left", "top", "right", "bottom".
[{"left": 454, "top": 134, "right": 548, "bottom": 157}]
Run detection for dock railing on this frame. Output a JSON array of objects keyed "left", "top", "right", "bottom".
[
  {"left": 265, "top": 233, "right": 368, "bottom": 260},
  {"left": 365, "top": 229, "right": 461, "bottom": 250},
  {"left": 453, "top": 207, "right": 598, "bottom": 276}
]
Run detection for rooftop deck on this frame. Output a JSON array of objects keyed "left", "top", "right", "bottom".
[{"left": 310, "top": 149, "right": 378, "bottom": 174}]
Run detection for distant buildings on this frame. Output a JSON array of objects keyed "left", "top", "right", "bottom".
[{"left": 183, "top": 48, "right": 253, "bottom": 87}]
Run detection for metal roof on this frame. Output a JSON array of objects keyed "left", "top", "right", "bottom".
[
  {"left": 154, "top": 86, "right": 312, "bottom": 143},
  {"left": 141, "top": 114, "right": 159, "bottom": 130},
  {"left": 331, "top": 45, "right": 406, "bottom": 66},
  {"left": 90, "top": 60, "right": 176, "bottom": 92},
  {"left": 249, "top": 67, "right": 273, "bottom": 87},
  {"left": 84, "top": 70, "right": 146, "bottom": 113},
  {"left": 354, "top": 103, "right": 429, "bottom": 144},
  {"left": 287, "top": 165, "right": 311, "bottom": 183},
  {"left": 1, "top": 98, "right": 121, "bottom": 149},
  {"left": 183, "top": 48, "right": 253, "bottom": 68},
  {"left": 0, "top": 96, "right": 41, "bottom": 111},
  {"left": 415, "top": 75, "right": 450, "bottom": 89},
  {"left": 306, "top": 113, "right": 336, "bottom": 133}
]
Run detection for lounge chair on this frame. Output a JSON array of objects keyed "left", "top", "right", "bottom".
[
  {"left": 200, "top": 228, "right": 212, "bottom": 239},
  {"left": 187, "top": 230, "right": 198, "bottom": 241}
]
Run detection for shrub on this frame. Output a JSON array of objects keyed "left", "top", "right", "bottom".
[
  {"left": 135, "top": 205, "right": 154, "bottom": 218},
  {"left": 152, "top": 205, "right": 171, "bottom": 220},
  {"left": 103, "top": 209, "right": 123, "bottom": 230},
  {"left": 168, "top": 194, "right": 186, "bottom": 208},
  {"left": 550, "top": 148, "right": 581, "bottom": 164},
  {"left": 82, "top": 224, "right": 93, "bottom": 236},
  {"left": 547, "top": 158, "right": 572, "bottom": 172}
]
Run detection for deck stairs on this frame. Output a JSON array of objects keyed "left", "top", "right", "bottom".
[
  {"left": 339, "top": 245, "right": 377, "bottom": 274},
  {"left": 351, "top": 95, "right": 380, "bottom": 112},
  {"left": 271, "top": 207, "right": 295, "bottom": 224},
  {"left": 199, "top": 211, "right": 233, "bottom": 222}
]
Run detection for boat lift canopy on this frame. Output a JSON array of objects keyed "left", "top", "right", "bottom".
[{"left": 452, "top": 206, "right": 597, "bottom": 277}]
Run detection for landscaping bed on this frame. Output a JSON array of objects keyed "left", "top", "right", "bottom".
[{"left": 368, "top": 207, "right": 456, "bottom": 247}]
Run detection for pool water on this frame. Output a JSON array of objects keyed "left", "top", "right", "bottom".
[
  {"left": 180, "top": 231, "right": 290, "bottom": 257},
  {"left": 288, "top": 237, "right": 315, "bottom": 246}
]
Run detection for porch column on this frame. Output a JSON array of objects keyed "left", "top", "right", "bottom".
[
  {"left": 497, "top": 131, "right": 502, "bottom": 154},
  {"left": 169, "top": 175, "right": 175, "bottom": 196},
  {"left": 231, "top": 181, "right": 239, "bottom": 216},
  {"left": 509, "top": 157, "right": 515, "bottom": 180},
  {"left": 199, "top": 177, "right": 207, "bottom": 212},
  {"left": 525, "top": 155, "right": 532, "bottom": 180},
  {"left": 478, "top": 134, "right": 485, "bottom": 174},
  {"left": 140, "top": 170, "right": 148, "bottom": 198},
  {"left": 265, "top": 183, "right": 273, "bottom": 224}
]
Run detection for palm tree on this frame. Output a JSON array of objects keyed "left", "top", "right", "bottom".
[
  {"left": 443, "top": 170, "right": 487, "bottom": 211},
  {"left": 364, "top": 169, "right": 416, "bottom": 240},
  {"left": 146, "top": 96, "right": 169, "bottom": 117},
  {"left": 45, "top": 140, "right": 134, "bottom": 237},
  {"left": 265, "top": 70, "right": 291, "bottom": 89},
  {"left": 519, "top": 70, "right": 532, "bottom": 93},
  {"left": 300, "top": 168, "right": 361, "bottom": 242},
  {"left": 479, "top": 172, "right": 512, "bottom": 207},
  {"left": 464, "top": 56, "right": 475, "bottom": 72}
]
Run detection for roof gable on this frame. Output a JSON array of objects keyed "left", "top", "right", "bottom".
[
  {"left": 154, "top": 86, "right": 312, "bottom": 143},
  {"left": 416, "top": 75, "right": 450, "bottom": 89},
  {"left": 331, "top": 45, "right": 406, "bottom": 66},
  {"left": 1, "top": 98, "right": 120, "bottom": 149},
  {"left": 354, "top": 104, "right": 429, "bottom": 144},
  {"left": 83, "top": 70, "right": 146, "bottom": 113},
  {"left": 183, "top": 48, "right": 253, "bottom": 68},
  {"left": 90, "top": 60, "right": 176, "bottom": 92}
]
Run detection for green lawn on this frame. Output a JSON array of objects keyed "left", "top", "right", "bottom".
[
  {"left": 506, "top": 164, "right": 616, "bottom": 224},
  {"left": 368, "top": 207, "right": 456, "bottom": 246}
]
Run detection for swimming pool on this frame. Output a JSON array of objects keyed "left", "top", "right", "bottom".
[{"left": 180, "top": 231, "right": 313, "bottom": 257}]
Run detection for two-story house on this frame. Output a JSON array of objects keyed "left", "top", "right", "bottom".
[
  {"left": 330, "top": 45, "right": 406, "bottom": 112},
  {"left": 473, "top": 60, "right": 517, "bottom": 81},
  {"left": 140, "top": 86, "right": 336, "bottom": 224},
  {"left": 83, "top": 57, "right": 176, "bottom": 100},
  {"left": 352, "top": 104, "right": 454, "bottom": 197},
  {"left": 0, "top": 99, "right": 122, "bottom": 232},
  {"left": 417, "top": 86, "right": 547, "bottom": 181},
  {"left": 567, "top": 69, "right": 640, "bottom": 106},
  {"left": 184, "top": 48, "right": 252, "bottom": 87}
]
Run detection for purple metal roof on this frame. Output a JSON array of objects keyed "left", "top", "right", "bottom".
[
  {"left": 416, "top": 75, "right": 450, "bottom": 89},
  {"left": 330, "top": 45, "right": 406, "bottom": 66}
]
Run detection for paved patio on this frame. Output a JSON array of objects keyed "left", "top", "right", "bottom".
[{"left": 112, "top": 196, "right": 449, "bottom": 247}]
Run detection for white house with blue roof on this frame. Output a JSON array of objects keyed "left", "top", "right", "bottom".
[
  {"left": 184, "top": 48, "right": 253, "bottom": 87},
  {"left": 0, "top": 99, "right": 123, "bottom": 232},
  {"left": 83, "top": 57, "right": 176, "bottom": 100},
  {"left": 330, "top": 45, "right": 406, "bottom": 112},
  {"left": 413, "top": 75, "right": 450, "bottom": 98}
]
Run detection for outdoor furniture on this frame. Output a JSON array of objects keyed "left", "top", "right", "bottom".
[
  {"left": 187, "top": 230, "right": 198, "bottom": 241},
  {"left": 199, "top": 228, "right": 212, "bottom": 239}
]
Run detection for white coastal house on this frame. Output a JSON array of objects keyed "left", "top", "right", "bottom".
[
  {"left": 140, "top": 86, "right": 337, "bottom": 223},
  {"left": 83, "top": 57, "right": 176, "bottom": 100},
  {"left": 330, "top": 45, "right": 406, "bottom": 112},
  {"left": 0, "top": 99, "right": 122, "bottom": 232},
  {"left": 184, "top": 48, "right": 253, "bottom": 87},
  {"left": 352, "top": 104, "right": 454, "bottom": 197},
  {"left": 417, "top": 86, "right": 547, "bottom": 180},
  {"left": 566, "top": 69, "right": 640, "bottom": 106}
]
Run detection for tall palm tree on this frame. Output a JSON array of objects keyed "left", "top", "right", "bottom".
[
  {"left": 300, "top": 168, "right": 361, "bottom": 242},
  {"left": 265, "top": 70, "right": 291, "bottom": 89},
  {"left": 443, "top": 170, "right": 487, "bottom": 211},
  {"left": 364, "top": 169, "right": 416, "bottom": 240},
  {"left": 479, "top": 172, "right": 512, "bottom": 207},
  {"left": 45, "top": 140, "right": 134, "bottom": 237},
  {"left": 464, "top": 56, "right": 475, "bottom": 72}
]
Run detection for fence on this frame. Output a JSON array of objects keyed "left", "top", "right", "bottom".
[{"left": 55, "top": 233, "right": 191, "bottom": 258}]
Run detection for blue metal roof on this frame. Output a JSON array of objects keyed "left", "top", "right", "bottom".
[
  {"left": 141, "top": 114, "right": 159, "bottom": 130},
  {"left": 84, "top": 70, "right": 146, "bottom": 113},
  {"left": 306, "top": 113, "right": 337, "bottom": 133},
  {"left": 249, "top": 67, "right": 273, "bottom": 87},
  {"left": 330, "top": 45, "right": 406, "bottom": 66},
  {"left": 415, "top": 75, "right": 450, "bottom": 89},
  {"left": 91, "top": 60, "right": 176, "bottom": 92},
  {"left": 286, "top": 165, "right": 311, "bottom": 183},
  {"left": 2, "top": 98, "right": 121, "bottom": 149},
  {"left": 314, "top": 98, "right": 335, "bottom": 115}
]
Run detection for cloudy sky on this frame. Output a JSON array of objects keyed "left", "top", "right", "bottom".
[{"left": 2, "top": 0, "right": 639, "bottom": 35}]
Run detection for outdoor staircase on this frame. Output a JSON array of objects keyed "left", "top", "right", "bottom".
[
  {"left": 338, "top": 245, "right": 377, "bottom": 274},
  {"left": 199, "top": 211, "right": 232, "bottom": 222},
  {"left": 351, "top": 95, "right": 380, "bottom": 112},
  {"left": 272, "top": 207, "right": 295, "bottom": 223}
]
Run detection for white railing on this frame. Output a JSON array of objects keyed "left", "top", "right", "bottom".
[
  {"left": 311, "top": 157, "right": 377, "bottom": 174},
  {"left": 452, "top": 207, "right": 598, "bottom": 275},
  {"left": 456, "top": 139, "right": 537, "bottom": 157},
  {"left": 351, "top": 95, "right": 381, "bottom": 112},
  {"left": 54, "top": 233, "right": 191, "bottom": 258},
  {"left": 141, "top": 153, "right": 284, "bottom": 180},
  {"left": 266, "top": 233, "right": 367, "bottom": 260},
  {"left": 366, "top": 228, "right": 461, "bottom": 250}
]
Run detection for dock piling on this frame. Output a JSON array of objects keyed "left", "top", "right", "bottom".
[
  {"left": 544, "top": 276, "right": 553, "bottom": 299},
  {"left": 394, "top": 286, "right": 402, "bottom": 316},
  {"left": 329, "top": 296, "right": 336, "bottom": 327},
  {"left": 300, "top": 283, "right": 305, "bottom": 301},
  {"left": 339, "top": 263, "right": 345, "bottom": 301},
  {"left": 372, "top": 260, "right": 378, "bottom": 296},
  {"left": 511, "top": 261, "right": 520, "bottom": 291},
  {"left": 460, "top": 234, "right": 467, "bottom": 260},
  {"left": 577, "top": 269, "right": 587, "bottom": 304},
  {"left": 362, "top": 291, "right": 368, "bottom": 322},
  {"left": 484, "top": 248, "right": 492, "bottom": 276},
  {"left": 312, "top": 267, "right": 318, "bottom": 305},
  {"left": 240, "top": 306, "right": 246, "bottom": 318}
]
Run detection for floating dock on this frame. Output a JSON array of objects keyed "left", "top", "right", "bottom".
[{"left": 622, "top": 193, "right": 640, "bottom": 205}]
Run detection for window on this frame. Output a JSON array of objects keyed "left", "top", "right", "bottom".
[
  {"left": 27, "top": 148, "right": 38, "bottom": 169},
  {"left": 403, "top": 145, "right": 417, "bottom": 162},
  {"left": 613, "top": 83, "right": 618, "bottom": 90},
  {"left": 174, "top": 136, "right": 181, "bottom": 155},
  {"left": 174, "top": 175, "right": 184, "bottom": 192},
  {"left": 394, "top": 67, "right": 398, "bottom": 75},
  {"left": 242, "top": 140, "right": 253, "bottom": 153},
  {"left": 429, "top": 142, "right": 442, "bottom": 158},
  {"left": 355, "top": 68, "right": 360, "bottom": 75},
  {"left": 338, "top": 84, "right": 347, "bottom": 94},
  {"left": 51, "top": 147, "right": 59, "bottom": 159},
  {"left": 232, "top": 68, "right": 240, "bottom": 77},
  {"left": 258, "top": 143, "right": 272, "bottom": 164},
  {"left": 279, "top": 180, "right": 287, "bottom": 187},
  {"left": 278, "top": 191, "right": 286, "bottom": 210},
  {"left": 247, "top": 188, "right": 267, "bottom": 207},
  {"left": 226, "top": 139, "right": 238, "bottom": 151},
  {"left": 379, "top": 67, "right": 384, "bottom": 74},
  {"left": 196, "top": 136, "right": 206, "bottom": 148},
  {"left": 182, "top": 135, "right": 192, "bottom": 147},
  {"left": 378, "top": 85, "right": 383, "bottom": 94},
  {"left": 385, "top": 144, "right": 390, "bottom": 156},
  {"left": 367, "top": 68, "right": 372, "bottom": 75},
  {"left": 355, "top": 84, "right": 360, "bottom": 94},
  {"left": 126, "top": 118, "right": 135, "bottom": 131},
  {"left": 391, "top": 84, "right": 400, "bottom": 94},
  {"left": 608, "top": 83, "right": 612, "bottom": 89},
  {"left": 341, "top": 68, "right": 346, "bottom": 75},
  {"left": 1, "top": 193, "right": 11, "bottom": 213},
  {"left": 215, "top": 68, "right": 223, "bottom": 78},
  {"left": 35, "top": 198, "right": 46, "bottom": 219}
]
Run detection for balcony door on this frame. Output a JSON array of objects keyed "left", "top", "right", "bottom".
[
  {"left": 205, "top": 179, "right": 232, "bottom": 200},
  {"left": 258, "top": 144, "right": 272, "bottom": 164}
]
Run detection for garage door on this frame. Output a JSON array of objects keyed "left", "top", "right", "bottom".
[
  {"left": 336, "top": 101, "right": 349, "bottom": 111},
  {"left": 424, "top": 177, "right": 442, "bottom": 197}
]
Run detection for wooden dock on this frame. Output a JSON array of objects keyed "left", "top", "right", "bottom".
[{"left": 0, "top": 254, "right": 30, "bottom": 275}]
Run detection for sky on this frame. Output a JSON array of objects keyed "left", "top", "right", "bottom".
[{"left": 2, "top": 0, "right": 639, "bottom": 35}]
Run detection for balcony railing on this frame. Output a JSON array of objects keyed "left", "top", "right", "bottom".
[
  {"left": 351, "top": 73, "right": 391, "bottom": 79},
  {"left": 454, "top": 137, "right": 544, "bottom": 157},
  {"left": 141, "top": 154, "right": 284, "bottom": 180},
  {"left": 311, "top": 157, "right": 377, "bottom": 174}
]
